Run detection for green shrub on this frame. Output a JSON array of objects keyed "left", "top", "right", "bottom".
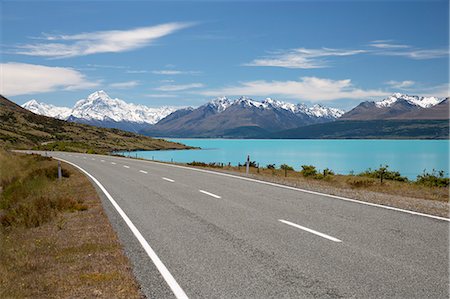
[
  {"left": 266, "top": 164, "right": 275, "bottom": 169},
  {"left": 280, "top": 164, "right": 294, "bottom": 171},
  {"left": 359, "top": 165, "right": 408, "bottom": 182},
  {"left": 416, "top": 169, "right": 449, "bottom": 187},
  {"left": 300, "top": 165, "right": 317, "bottom": 177}
]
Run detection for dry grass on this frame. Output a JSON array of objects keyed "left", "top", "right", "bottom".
[{"left": 0, "top": 150, "right": 143, "bottom": 298}]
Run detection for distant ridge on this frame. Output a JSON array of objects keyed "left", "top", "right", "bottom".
[
  {"left": 142, "top": 96, "right": 344, "bottom": 138},
  {"left": 341, "top": 93, "right": 449, "bottom": 120}
]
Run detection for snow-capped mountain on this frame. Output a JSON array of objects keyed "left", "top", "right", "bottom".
[
  {"left": 201, "top": 96, "right": 344, "bottom": 118},
  {"left": 143, "top": 96, "right": 344, "bottom": 138},
  {"left": 22, "top": 99, "right": 72, "bottom": 120},
  {"left": 22, "top": 91, "right": 179, "bottom": 132},
  {"left": 341, "top": 93, "right": 449, "bottom": 120},
  {"left": 375, "top": 93, "right": 444, "bottom": 109},
  {"left": 69, "top": 90, "right": 177, "bottom": 124}
]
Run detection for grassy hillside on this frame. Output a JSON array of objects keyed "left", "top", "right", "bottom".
[
  {"left": 0, "top": 95, "right": 191, "bottom": 153},
  {"left": 265, "top": 119, "right": 449, "bottom": 139}
]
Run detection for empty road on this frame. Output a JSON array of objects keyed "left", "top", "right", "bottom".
[{"left": 25, "top": 151, "right": 449, "bottom": 298}]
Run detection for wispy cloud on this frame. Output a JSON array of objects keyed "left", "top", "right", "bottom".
[
  {"left": 369, "top": 40, "right": 410, "bottom": 49},
  {"left": 246, "top": 41, "right": 448, "bottom": 69},
  {"left": 378, "top": 48, "right": 449, "bottom": 59},
  {"left": 155, "top": 83, "right": 204, "bottom": 91},
  {"left": 151, "top": 70, "right": 201, "bottom": 75},
  {"left": 244, "top": 48, "right": 366, "bottom": 69},
  {"left": 109, "top": 80, "right": 140, "bottom": 89},
  {"left": 198, "top": 77, "right": 387, "bottom": 101},
  {"left": 0, "top": 62, "right": 99, "bottom": 96},
  {"left": 126, "top": 70, "right": 149, "bottom": 74},
  {"left": 385, "top": 80, "right": 415, "bottom": 89},
  {"left": 14, "top": 22, "right": 194, "bottom": 58},
  {"left": 144, "top": 94, "right": 178, "bottom": 98}
]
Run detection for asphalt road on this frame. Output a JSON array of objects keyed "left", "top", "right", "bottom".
[{"left": 25, "top": 151, "right": 449, "bottom": 298}]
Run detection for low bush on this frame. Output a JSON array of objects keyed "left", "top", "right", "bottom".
[
  {"left": 347, "top": 177, "right": 375, "bottom": 188},
  {"left": 266, "top": 164, "right": 275, "bottom": 169},
  {"left": 359, "top": 165, "right": 408, "bottom": 182},
  {"left": 300, "top": 165, "right": 317, "bottom": 177},
  {"left": 280, "top": 164, "right": 294, "bottom": 171},
  {"left": 416, "top": 169, "right": 449, "bottom": 187}
]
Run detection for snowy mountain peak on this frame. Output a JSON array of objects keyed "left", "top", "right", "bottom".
[
  {"left": 22, "top": 91, "right": 179, "bottom": 125},
  {"left": 207, "top": 97, "right": 232, "bottom": 112},
  {"left": 375, "top": 93, "right": 444, "bottom": 108},
  {"left": 22, "top": 99, "right": 72, "bottom": 120},
  {"left": 204, "top": 96, "right": 344, "bottom": 119}
]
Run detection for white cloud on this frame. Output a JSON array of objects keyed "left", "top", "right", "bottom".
[
  {"left": 109, "top": 81, "right": 140, "bottom": 89},
  {"left": 379, "top": 49, "right": 449, "bottom": 60},
  {"left": 144, "top": 94, "right": 178, "bottom": 98},
  {"left": 198, "top": 77, "right": 387, "bottom": 101},
  {"left": 369, "top": 40, "right": 409, "bottom": 49},
  {"left": 15, "top": 22, "right": 193, "bottom": 58},
  {"left": 385, "top": 80, "right": 415, "bottom": 89},
  {"left": 244, "top": 48, "right": 366, "bottom": 69},
  {"left": 0, "top": 62, "right": 99, "bottom": 96},
  {"left": 155, "top": 83, "right": 204, "bottom": 91},
  {"left": 126, "top": 70, "right": 149, "bottom": 74},
  {"left": 151, "top": 70, "right": 201, "bottom": 75}
]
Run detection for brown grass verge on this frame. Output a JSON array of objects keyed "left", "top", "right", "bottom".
[{"left": 0, "top": 151, "right": 143, "bottom": 298}]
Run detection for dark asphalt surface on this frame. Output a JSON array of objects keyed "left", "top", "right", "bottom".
[{"left": 26, "top": 151, "right": 450, "bottom": 298}]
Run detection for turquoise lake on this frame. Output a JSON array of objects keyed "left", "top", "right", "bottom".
[{"left": 123, "top": 139, "right": 449, "bottom": 180}]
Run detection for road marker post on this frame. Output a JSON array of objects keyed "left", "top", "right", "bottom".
[
  {"left": 246, "top": 155, "right": 250, "bottom": 175},
  {"left": 57, "top": 161, "right": 62, "bottom": 181}
]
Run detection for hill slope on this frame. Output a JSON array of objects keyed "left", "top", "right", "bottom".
[
  {"left": 265, "top": 119, "right": 449, "bottom": 139},
  {"left": 0, "top": 95, "right": 190, "bottom": 153},
  {"left": 341, "top": 94, "right": 449, "bottom": 120}
]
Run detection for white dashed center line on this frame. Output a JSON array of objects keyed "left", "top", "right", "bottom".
[
  {"left": 199, "top": 190, "right": 221, "bottom": 199},
  {"left": 279, "top": 219, "right": 342, "bottom": 243},
  {"left": 162, "top": 177, "right": 175, "bottom": 182},
  {"left": 139, "top": 170, "right": 148, "bottom": 174},
  {"left": 123, "top": 165, "right": 130, "bottom": 168},
  {"left": 101, "top": 160, "right": 105, "bottom": 162},
  {"left": 111, "top": 162, "right": 116, "bottom": 165}
]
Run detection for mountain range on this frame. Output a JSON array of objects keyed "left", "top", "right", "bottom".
[
  {"left": 22, "top": 91, "right": 178, "bottom": 133},
  {"left": 143, "top": 96, "right": 345, "bottom": 138},
  {"left": 0, "top": 95, "right": 190, "bottom": 152},
  {"left": 21, "top": 91, "right": 448, "bottom": 139},
  {"left": 341, "top": 93, "right": 448, "bottom": 120}
]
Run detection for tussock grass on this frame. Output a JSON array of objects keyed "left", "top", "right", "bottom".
[
  {"left": 0, "top": 150, "right": 142, "bottom": 298},
  {"left": 0, "top": 150, "right": 85, "bottom": 228}
]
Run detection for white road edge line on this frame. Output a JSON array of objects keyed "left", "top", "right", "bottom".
[
  {"left": 199, "top": 190, "right": 221, "bottom": 199},
  {"left": 54, "top": 157, "right": 189, "bottom": 299},
  {"left": 140, "top": 170, "right": 148, "bottom": 174},
  {"left": 279, "top": 219, "right": 342, "bottom": 243},
  {"left": 123, "top": 159, "right": 448, "bottom": 222},
  {"left": 162, "top": 177, "right": 175, "bottom": 182},
  {"left": 123, "top": 165, "right": 130, "bottom": 168}
]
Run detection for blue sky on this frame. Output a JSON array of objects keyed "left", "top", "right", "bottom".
[{"left": 1, "top": 0, "right": 448, "bottom": 110}]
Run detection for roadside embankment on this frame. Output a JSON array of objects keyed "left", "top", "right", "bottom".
[{"left": 0, "top": 150, "right": 143, "bottom": 298}]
